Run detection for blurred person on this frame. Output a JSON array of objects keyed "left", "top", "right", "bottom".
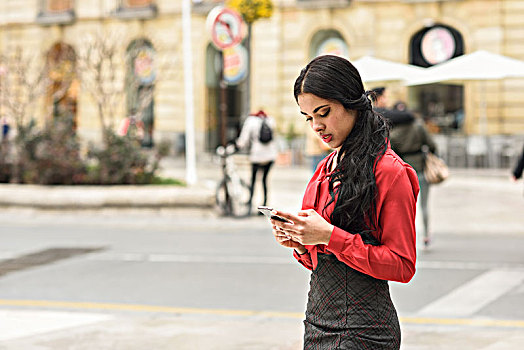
[
  {"left": 117, "top": 108, "right": 145, "bottom": 140},
  {"left": 511, "top": 143, "right": 524, "bottom": 182},
  {"left": 372, "top": 86, "right": 388, "bottom": 109},
  {"left": 305, "top": 127, "right": 331, "bottom": 172},
  {"left": 269, "top": 55, "right": 418, "bottom": 349},
  {"left": 236, "top": 109, "right": 278, "bottom": 214},
  {"left": 371, "top": 87, "right": 414, "bottom": 126},
  {"left": 1, "top": 116, "right": 10, "bottom": 142},
  {"left": 386, "top": 98, "right": 438, "bottom": 250}
]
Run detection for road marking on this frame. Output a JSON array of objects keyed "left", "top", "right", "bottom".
[
  {"left": 84, "top": 252, "right": 524, "bottom": 269},
  {"left": 417, "top": 260, "right": 524, "bottom": 270},
  {"left": 0, "top": 309, "right": 113, "bottom": 341},
  {"left": 0, "top": 299, "right": 303, "bottom": 319},
  {"left": 88, "top": 253, "right": 293, "bottom": 265},
  {"left": 1, "top": 299, "right": 524, "bottom": 329},
  {"left": 2, "top": 250, "right": 523, "bottom": 270},
  {"left": 417, "top": 269, "right": 524, "bottom": 317}
]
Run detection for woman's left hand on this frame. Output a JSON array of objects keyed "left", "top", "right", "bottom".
[{"left": 270, "top": 209, "right": 334, "bottom": 246}]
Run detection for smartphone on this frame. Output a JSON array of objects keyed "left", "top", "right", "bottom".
[{"left": 257, "top": 206, "right": 292, "bottom": 223}]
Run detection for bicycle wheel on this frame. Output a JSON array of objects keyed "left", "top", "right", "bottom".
[
  {"left": 215, "top": 179, "right": 232, "bottom": 216},
  {"left": 228, "top": 177, "right": 252, "bottom": 218}
]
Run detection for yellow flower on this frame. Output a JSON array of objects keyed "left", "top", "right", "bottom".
[{"left": 226, "top": 0, "right": 273, "bottom": 24}]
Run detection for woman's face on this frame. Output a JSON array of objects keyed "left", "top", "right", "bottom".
[{"left": 298, "top": 93, "right": 357, "bottom": 152}]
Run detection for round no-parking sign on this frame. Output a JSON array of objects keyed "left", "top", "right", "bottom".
[{"left": 206, "top": 6, "right": 245, "bottom": 50}]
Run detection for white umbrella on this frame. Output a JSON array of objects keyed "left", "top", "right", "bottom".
[
  {"left": 405, "top": 50, "right": 524, "bottom": 86},
  {"left": 352, "top": 56, "right": 424, "bottom": 83},
  {"left": 405, "top": 50, "right": 524, "bottom": 135}
]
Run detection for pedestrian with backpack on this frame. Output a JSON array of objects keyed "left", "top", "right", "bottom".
[{"left": 236, "top": 109, "right": 278, "bottom": 214}]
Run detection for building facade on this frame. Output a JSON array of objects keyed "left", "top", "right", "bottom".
[{"left": 1, "top": 0, "right": 523, "bottom": 162}]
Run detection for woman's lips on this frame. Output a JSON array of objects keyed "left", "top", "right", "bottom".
[{"left": 321, "top": 134, "right": 332, "bottom": 143}]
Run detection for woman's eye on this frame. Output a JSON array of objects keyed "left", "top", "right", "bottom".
[
  {"left": 305, "top": 117, "right": 312, "bottom": 122},
  {"left": 320, "top": 108, "right": 330, "bottom": 117}
]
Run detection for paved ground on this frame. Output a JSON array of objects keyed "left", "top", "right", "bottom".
[{"left": 0, "top": 155, "right": 523, "bottom": 349}]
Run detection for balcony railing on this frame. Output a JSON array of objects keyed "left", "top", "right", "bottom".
[
  {"left": 296, "top": 0, "right": 351, "bottom": 9},
  {"left": 113, "top": 0, "right": 158, "bottom": 20},
  {"left": 36, "top": 0, "right": 75, "bottom": 25}
]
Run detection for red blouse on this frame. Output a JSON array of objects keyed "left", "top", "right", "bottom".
[{"left": 293, "top": 147, "right": 419, "bottom": 283}]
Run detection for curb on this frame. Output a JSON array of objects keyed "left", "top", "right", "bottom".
[{"left": 0, "top": 184, "right": 215, "bottom": 209}]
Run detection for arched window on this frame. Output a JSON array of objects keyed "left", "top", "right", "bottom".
[
  {"left": 46, "top": 42, "right": 78, "bottom": 128},
  {"left": 309, "top": 29, "right": 349, "bottom": 59},
  {"left": 204, "top": 43, "right": 246, "bottom": 151},
  {"left": 126, "top": 39, "right": 156, "bottom": 147}
]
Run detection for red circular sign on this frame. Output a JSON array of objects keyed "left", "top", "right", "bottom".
[{"left": 209, "top": 7, "right": 244, "bottom": 50}]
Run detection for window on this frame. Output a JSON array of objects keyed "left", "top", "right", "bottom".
[
  {"left": 310, "top": 30, "right": 348, "bottom": 59},
  {"left": 37, "top": 0, "right": 75, "bottom": 25},
  {"left": 124, "top": 0, "right": 153, "bottom": 7},
  {"left": 46, "top": 0, "right": 73, "bottom": 12},
  {"left": 126, "top": 39, "right": 156, "bottom": 147},
  {"left": 46, "top": 42, "right": 78, "bottom": 128},
  {"left": 297, "top": 0, "right": 351, "bottom": 9},
  {"left": 192, "top": 0, "right": 226, "bottom": 15},
  {"left": 114, "top": 0, "right": 157, "bottom": 19}
]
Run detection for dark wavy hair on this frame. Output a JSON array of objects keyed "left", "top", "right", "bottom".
[{"left": 294, "top": 55, "right": 389, "bottom": 245}]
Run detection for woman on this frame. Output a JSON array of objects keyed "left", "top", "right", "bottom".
[
  {"left": 236, "top": 110, "right": 278, "bottom": 212},
  {"left": 270, "top": 55, "right": 419, "bottom": 349},
  {"left": 387, "top": 102, "right": 437, "bottom": 249}
]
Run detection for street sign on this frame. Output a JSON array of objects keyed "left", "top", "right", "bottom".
[
  {"left": 207, "top": 6, "right": 245, "bottom": 50},
  {"left": 223, "top": 44, "right": 247, "bottom": 85}
]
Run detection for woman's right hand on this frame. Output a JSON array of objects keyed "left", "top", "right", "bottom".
[{"left": 272, "top": 226, "right": 305, "bottom": 251}]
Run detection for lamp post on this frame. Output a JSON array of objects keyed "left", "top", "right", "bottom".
[{"left": 182, "top": 0, "right": 197, "bottom": 185}]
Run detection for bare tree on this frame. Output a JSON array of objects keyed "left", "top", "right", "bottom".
[
  {"left": 0, "top": 46, "right": 74, "bottom": 183},
  {"left": 76, "top": 31, "right": 125, "bottom": 140},
  {"left": 0, "top": 48, "right": 48, "bottom": 129},
  {"left": 0, "top": 46, "right": 76, "bottom": 128},
  {"left": 76, "top": 30, "right": 178, "bottom": 145}
]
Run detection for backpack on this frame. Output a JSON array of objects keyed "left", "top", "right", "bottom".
[{"left": 259, "top": 118, "right": 273, "bottom": 143}]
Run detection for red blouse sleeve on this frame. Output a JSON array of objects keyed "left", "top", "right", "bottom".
[
  {"left": 293, "top": 249, "right": 313, "bottom": 270},
  {"left": 326, "top": 164, "right": 418, "bottom": 283}
]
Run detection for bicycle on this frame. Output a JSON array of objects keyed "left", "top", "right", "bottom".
[{"left": 215, "top": 143, "right": 252, "bottom": 217}]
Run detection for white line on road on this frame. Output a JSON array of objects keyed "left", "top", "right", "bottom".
[
  {"left": 417, "top": 260, "right": 524, "bottom": 270},
  {"left": 417, "top": 269, "right": 524, "bottom": 318},
  {"left": 2, "top": 250, "right": 524, "bottom": 270},
  {"left": 86, "top": 253, "right": 293, "bottom": 265},
  {"left": 0, "top": 309, "right": 113, "bottom": 341},
  {"left": 148, "top": 254, "right": 292, "bottom": 264},
  {"left": 83, "top": 252, "right": 524, "bottom": 270}
]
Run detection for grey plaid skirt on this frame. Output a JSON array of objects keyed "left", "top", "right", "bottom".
[{"left": 303, "top": 253, "right": 401, "bottom": 350}]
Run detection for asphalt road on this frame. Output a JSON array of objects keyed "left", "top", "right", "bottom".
[
  {"left": 0, "top": 204, "right": 523, "bottom": 349},
  {"left": 0, "top": 165, "right": 523, "bottom": 349}
]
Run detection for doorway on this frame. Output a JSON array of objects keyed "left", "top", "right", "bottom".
[{"left": 205, "top": 44, "right": 246, "bottom": 152}]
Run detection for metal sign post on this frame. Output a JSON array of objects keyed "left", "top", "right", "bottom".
[
  {"left": 182, "top": 0, "right": 197, "bottom": 185},
  {"left": 206, "top": 6, "right": 246, "bottom": 146}
]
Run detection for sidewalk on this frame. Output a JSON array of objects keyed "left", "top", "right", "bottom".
[
  {"left": 0, "top": 154, "right": 306, "bottom": 211},
  {"left": 0, "top": 154, "right": 522, "bottom": 230},
  {"left": 0, "top": 156, "right": 218, "bottom": 209},
  {"left": 2, "top": 309, "right": 523, "bottom": 350}
]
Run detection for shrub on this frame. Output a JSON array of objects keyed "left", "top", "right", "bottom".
[
  {"left": 0, "top": 140, "right": 12, "bottom": 183},
  {"left": 2, "top": 116, "right": 173, "bottom": 185},
  {"left": 17, "top": 117, "right": 86, "bottom": 185},
  {"left": 86, "top": 128, "right": 171, "bottom": 185}
]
